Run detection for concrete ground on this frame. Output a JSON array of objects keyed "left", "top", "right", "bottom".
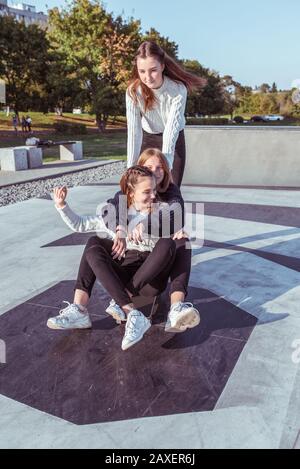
[{"left": 1, "top": 173, "right": 300, "bottom": 448}]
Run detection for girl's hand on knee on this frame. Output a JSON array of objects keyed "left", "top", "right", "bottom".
[
  {"left": 172, "top": 229, "right": 189, "bottom": 240},
  {"left": 112, "top": 232, "right": 126, "bottom": 260},
  {"left": 128, "top": 222, "right": 144, "bottom": 244},
  {"left": 53, "top": 186, "right": 67, "bottom": 209}
]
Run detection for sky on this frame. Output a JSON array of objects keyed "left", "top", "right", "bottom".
[{"left": 21, "top": 0, "right": 300, "bottom": 90}]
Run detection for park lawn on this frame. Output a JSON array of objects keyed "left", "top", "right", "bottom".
[
  {"left": 0, "top": 131, "right": 127, "bottom": 162},
  {"left": 0, "top": 111, "right": 94, "bottom": 130},
  {"left": 0, "top": 111, "right": 127, "bottom": 131}
]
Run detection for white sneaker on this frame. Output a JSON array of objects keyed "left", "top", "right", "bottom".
[
  {"left": 47, "top": 301, "right": 92, "bottom": 330},
  {"left": 165, "top": 302, "right": 200, "bottom": 333},
  {"left": 121, "top": 310, "right": 151, "bottom": 350},
  {"left": 105, "top": 299, "right": 127, "bottom": 324}
]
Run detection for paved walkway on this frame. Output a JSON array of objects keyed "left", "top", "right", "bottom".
[{"left": 0, "top": 178, "right": 300, "bottom": 448}]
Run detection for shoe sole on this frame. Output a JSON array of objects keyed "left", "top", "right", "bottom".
[
  {"left": 106, "top": 307, "right": 127, "bottom": 325},
  {"left": 165, "top": 309, "right": 200, "bottom": 333},
  {"left": 47, "top": 320, "right": 92, "bottom": 330},
  {"left": 121, "top": 321, "right": 151, "bottom": 350}
]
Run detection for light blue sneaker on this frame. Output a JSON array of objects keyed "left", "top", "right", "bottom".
[
  {"left": 165, "top": 302, "right": 200, "bottom": 333},
  {"left": 121, "top": 310, "right": 151, "bottom": 350},
  {"left": 47, "top": 301, "right": 92, "bottom": 330},
  {"left": 105, "top": 299, "right": 127, "bottom": 324}
]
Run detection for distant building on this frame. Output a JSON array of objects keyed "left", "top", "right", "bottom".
[{"left": 0, "top": 0, "right": 48, "bottom": 28}]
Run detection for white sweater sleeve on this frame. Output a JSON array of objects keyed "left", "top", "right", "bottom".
[
  {"left": 126, "top": 88, "right": 143, "bottom": 168},
  {"left": 162, "top": 85, "right": 187, "bottom": 169},
  {"left": 55, "top": 203, "right": 115, "bottom": 239}
]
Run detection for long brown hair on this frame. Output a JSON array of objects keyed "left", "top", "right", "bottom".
[
  {"left": 137, "top": 148, "right": 171, "bottom": 193},
  {"left": 128, "top": 41, "right": 207, "bottom": 111},
  {"left": 119, "top": 165, "right": 155, "bottom": 208}
]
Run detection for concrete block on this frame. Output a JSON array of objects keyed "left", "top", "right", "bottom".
[
  {"left": 27, "top": 146, "right": 43, "bottom": 168},
  {"left": 183, "top": 126, "right": 300, "bottom": 187},
  {"left": 59, "top": 141, "right": 83, "bottom": 161},
  {"left": 0, "top": 147, "right": 28, "bottom": 171}
]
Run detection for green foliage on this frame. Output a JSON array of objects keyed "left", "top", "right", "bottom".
[
  {"left": 48, "top": 0, "right": 141, "bottom": 130},
  {"left": 1, "top": 0, "right": 294, "bottom": 125},
  {"left": 0, "top": 15, "right": 50, "bottom": 112},
  {"left": 271, "top": 82, "right": 278, "bottom": 93},
  {"left": 183, "top": 60, "right": 225, "bottom": 116}
]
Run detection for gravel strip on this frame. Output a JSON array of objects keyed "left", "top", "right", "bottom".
[{"left": 0, "top": 161, "right": 126, "bottom": 207}]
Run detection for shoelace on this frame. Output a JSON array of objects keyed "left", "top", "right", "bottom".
[
  {"left": 58, "top": 301, "right": 81, "bottom": 318},
  {"left": 125, "top": 312, "right": 141, "bottom": 338},
  {"left": 170, "top": 302, "right": 194, "bottom": 315}
]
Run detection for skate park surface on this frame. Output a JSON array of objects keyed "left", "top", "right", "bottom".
[{"left": 1, "top": 171, "right": 300, "bottom": 449}]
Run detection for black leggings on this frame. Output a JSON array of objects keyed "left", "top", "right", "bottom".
[
  {"left": 75, "top": 236, "right": 192, "bottom": 306},
  {"left": 75, "top": 237, "right": 177, "bottom": 306},
  {"left": 140, "top": 130, "right": 186, "bottom": 188}
]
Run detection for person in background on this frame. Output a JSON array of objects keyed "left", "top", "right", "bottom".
[
  {"left": 26, "top": 115, "right": 32, "bottom": 132},
  {"left": 21, "top": 116, "right": 27, "bottom": 133},
  {"left": 12, "top": 114, "right": 18, "bottom": 134}
]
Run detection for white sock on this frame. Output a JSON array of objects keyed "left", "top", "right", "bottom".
[{"left": 75, "top": 303, "right": 87, "bottom": 313}]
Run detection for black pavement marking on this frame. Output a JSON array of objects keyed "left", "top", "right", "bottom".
[{"left": 0, "top": 282, "right": 256, "bottom": 425}]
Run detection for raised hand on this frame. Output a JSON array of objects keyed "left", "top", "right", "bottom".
[{"left": 53, "top": 186, "right": 67, "bottom": 209}]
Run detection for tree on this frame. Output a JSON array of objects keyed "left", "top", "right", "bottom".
[
  {"left": 260, "top": 83, "right": 271, "bottom": 93},
  {"left": 271, "top": 82, "right": 278, "bottom": 93},
  {"left": 182, "top": 60, "right": 224, "bottom": 116},
  {"left": 260, "top": 94, "right": 279, "bottom": 114},
  {"left": 48, "top": 0, "right": 141, "bottom": 130},
  {"left": 142, "top": 28, "right": 178, "bottom": 59},
  {"left": 221, "top": 75, "right": 239, "bottom": 119},
  {"left": 0, "top": 15, "right": 50, "bottom": 113},
  {"left": 45, "top": 51, "right": 84, "bottom": 114}
]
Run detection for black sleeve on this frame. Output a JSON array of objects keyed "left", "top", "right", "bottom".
[{"left": 146, "top": 184, "right": 185, "bottom": 235}]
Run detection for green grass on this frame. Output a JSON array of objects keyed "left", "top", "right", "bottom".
[
  {"left": 0, "top": 110, "right": 127, "bottom": 130},
  {"left": 0, "top": 131, "right": 127, "bottom": 162}
]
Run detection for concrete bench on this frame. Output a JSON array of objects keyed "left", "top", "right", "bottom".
[
  {"left": 0, "top": 140, "right": 83, "bottom": 171},
  {"left": 27, "top": 146, "right": 43, "bottom": 168},
  {"left": 36, "top": 140, "right": 83, "bottom": 161},
  {"left": 0, "top": 146, "right": 43, "bottom": 171},
  {"left": 0, "top": 147, "right": 29, "bottom": 171},
  {"left": 58, "top": 141, "right": 83, "bottom": 161}
]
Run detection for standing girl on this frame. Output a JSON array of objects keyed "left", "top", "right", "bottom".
[{"left": 126, "top": 41, "right": 206, "bottom": 187}]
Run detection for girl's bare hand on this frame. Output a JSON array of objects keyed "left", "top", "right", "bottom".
[
  {"left": 172, "top": 229, "right": 189, "bottom": 240},
  {"left": 128, "top": 222, "right": 144, "bottom": 244},
  {"left": 111, "top": 231, "right": 126, "bottom": 260},
  {"left": 53, "top": 187, "right": 67, "bottom": 208}
]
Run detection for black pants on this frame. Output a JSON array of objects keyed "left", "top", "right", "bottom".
[
  {"left": 140, "top": 130, "right": 186, "bottom": 187},
  {"left": 75, "top": 236, "right": 191, "bottom": 306},
  {"left": 75, "top": 237, "right": 176, "bottom": 306},
  {"left": 169, "top": 237, "right": 191, "bottom": 298}
]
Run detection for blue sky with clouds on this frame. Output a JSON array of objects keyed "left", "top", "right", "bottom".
[{"left": 25, "top": 0, "right": 300, "bottom": 90}]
